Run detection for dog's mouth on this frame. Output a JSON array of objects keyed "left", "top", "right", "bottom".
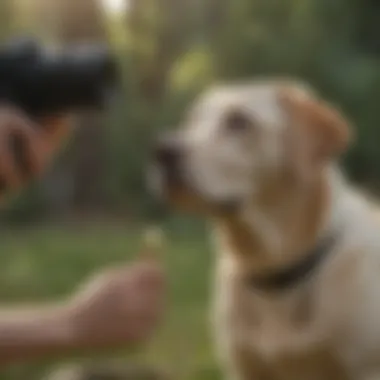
[
  {"left": 147, "top": 161, "right": 186, "bottom": 200},
  {"left": 147, "top": 162, "right": 241, "bottom": 216},
  {"left": 147, "top": 161, "right": 202, "bottom": 209},
  {"left": 148, "top": 135, "right": 243, "bottom": 215}
]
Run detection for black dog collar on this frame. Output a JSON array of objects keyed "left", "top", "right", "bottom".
[{"left": 247, "top": 233, "right": 338, "bottom": 292}]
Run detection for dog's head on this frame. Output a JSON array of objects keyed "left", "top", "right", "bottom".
[{"left": 149, "top": 79, "right": 351, "bottom": 216}]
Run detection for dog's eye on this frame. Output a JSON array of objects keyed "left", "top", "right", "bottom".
[{"left": 224, "top": 110, "right": 251, "bottom": 132}]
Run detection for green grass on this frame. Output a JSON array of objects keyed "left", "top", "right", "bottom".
[{"left": 0, "top": 223, "right": 221, "bottom": 380}]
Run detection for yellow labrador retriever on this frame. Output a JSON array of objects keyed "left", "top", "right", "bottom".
[{"left": 150, "top": 79, "right": 380, "bottom": 380}]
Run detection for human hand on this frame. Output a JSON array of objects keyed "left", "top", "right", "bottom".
[
  {"left": 0, "top": 106, "right": 71, "bottom": 199},
  {"left": 67, "top": 258, "right": 165, "bottom": 348}
]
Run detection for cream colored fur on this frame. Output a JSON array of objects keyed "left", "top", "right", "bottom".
[
  {"left": 153, "top": 79, "right": 380, "bottom": 379},
  {"left": 213, "top": 170, "right": 380, "bottom": 380}
]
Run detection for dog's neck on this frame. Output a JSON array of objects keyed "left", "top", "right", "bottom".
[{"left": 214, "top": 167, "right": 340, "bottom": 275}]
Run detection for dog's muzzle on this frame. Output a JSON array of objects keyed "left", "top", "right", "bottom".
[{"left": 153, "top": 135, "right": 185, "bottom": 186}]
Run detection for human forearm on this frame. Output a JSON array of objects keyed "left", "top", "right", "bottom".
[
  {"left": 0, "top": 260, "right": 164, "bottom": 365},
  {"left": 0, "top": 303, "right": 74, "bottom": 364}
]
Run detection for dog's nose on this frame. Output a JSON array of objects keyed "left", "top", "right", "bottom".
[{"left": 155, "top": 142, "right": 181, "bottom": 168}]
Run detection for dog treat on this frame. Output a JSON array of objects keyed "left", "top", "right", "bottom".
[{"left": 141, "top": 225, "right": 165, "bottom": 259}]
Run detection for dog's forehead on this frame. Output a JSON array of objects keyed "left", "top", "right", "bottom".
[{"left": 193, "top": 82, "right": 285, "bottom": 126}]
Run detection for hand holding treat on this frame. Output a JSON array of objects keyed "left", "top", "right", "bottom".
[
  {"left": 68, "top": 227, "right": 166, "bottom": 348},
  {"left": 0, "top": 227, "right": 166, "bottom": 364}
]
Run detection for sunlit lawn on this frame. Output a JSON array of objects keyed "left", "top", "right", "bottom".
[{"left": 0, "top": 221, "right": 220, "bottom": 380}]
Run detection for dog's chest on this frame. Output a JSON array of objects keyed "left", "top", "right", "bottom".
[{"left": 212, "top": 264, "right": 350, "bottom": 380}]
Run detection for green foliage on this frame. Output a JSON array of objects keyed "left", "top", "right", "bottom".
[
  {"left": 169, "top": 45, "right": 215, "bottom": 94},
  {"left": 1, "top": 0, "right": 380, "bottom": 220}
]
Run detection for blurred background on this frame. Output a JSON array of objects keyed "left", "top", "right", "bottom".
[{"left": 0, "top": 0, "right": 379, "bottom": 379}]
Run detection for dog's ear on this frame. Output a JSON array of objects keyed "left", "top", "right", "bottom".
[{"left": 279, "top": 86, "right": 351, "bottom": 179}]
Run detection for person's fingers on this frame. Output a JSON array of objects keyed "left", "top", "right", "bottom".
[
  {"left": 114, "top": 259, "right": 165, "bottom": 289},
  {"left": 119, "top": 264, "right": 165, "bottom": 315},
  {"left": 0, "top": 141, "right": 22, "bottom": 191},
  {"left": 127, "top": 281, "right": 164, "bottom": 310},
  {"left": 8, "top": 121, "right": 44, "bottom": 179},
  {"left": 134, "top": 264, "right": 165, "bottom": 290},
  {"left": 126, "top": 295, "right": 163, "bottom": 337},
  {"left": 0, "top": 131, "right": 37, "bottom": 190},
  {"left": 0, "top": 108, "right": 47, "bottom": 195},
  {"left": 37, "top": 116, "right": 72, "bottom": 158}
]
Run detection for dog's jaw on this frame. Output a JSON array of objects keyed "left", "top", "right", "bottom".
[{"left": 213, "top": 167, "right": 333, "bottom": 276}]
